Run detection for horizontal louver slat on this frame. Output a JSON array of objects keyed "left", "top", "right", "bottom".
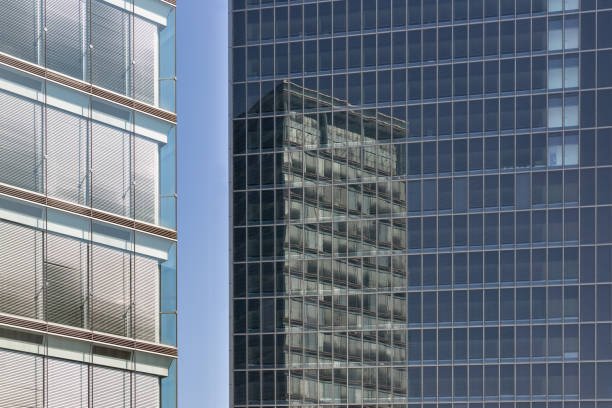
[
  {"left": 92, "top": 245, "right": 131, "bottom": 338},
  {"left": 91, "top": 0, "right": 131, "bottom": 97},
  {"left": 0, "top": 220, "right": 43, "bottom": 320},
  {"left": 0, "top": 0, "right": 38, "bottom": 63},
  {"left": 0, "top": 351, "right": 162, "bottom": 406},
  {"left": 46, "top": 106, "right": 89, "bottom": 206},
  {"left": 134, "top": 255, "right": 158, "bottom": 343},
  {"left": 0, "top": 90, "right": 43, "bottom": 193},
  {"left": 135, "top": 372, "right": 160, "bottom": 408},
  {"left": 45, "top": 0, "right": 87, "bottom": 80},
  {"left": 92, "top": 366, "right": 131, "bottom": 408},
  {"left": 0, "top": 349, "right": 43, "bottom": 407},
  {"left": 91, "top": 121, "right": 133, "bottom": 219},
  {"left": 47, "top": 358, "right": 88, "bottom": 408},
  {"left": 0, "top": 215, "right": 174, "bottom": 347},
  {"left": 134, "top": 16, "right": 157, "bottom": 106},
  {"left": 46, "top": 233, "right": 89, "bottom": 329},
  {"left": 135, "top": 136, "right": 158, "bottom": 224}
]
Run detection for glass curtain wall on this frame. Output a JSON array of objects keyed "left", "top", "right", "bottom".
[
  {"left": 0, "top": 0, "right": 177, "bottom": 406},
  {"left": 0, "top": 64, "right": 177, "bottom": 229},
  {"left": 0, "top": 0, "right": 176, "bottom": 111},
  {"left": 231, "top": 0, "right": 612, "bottom": 407}
]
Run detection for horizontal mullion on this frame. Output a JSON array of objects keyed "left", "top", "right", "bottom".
[
  {"left": 0, "top": 52, "right": 177, "bottom": 124},
  {"left": 0, "top": 313, "right": 178, "bottom": 358},
  {"left": 0, "top": 182, "right": 177, "bottom": 241}
]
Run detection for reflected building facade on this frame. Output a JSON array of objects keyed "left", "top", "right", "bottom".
[
  {"left": 231, "top": 1, "right": 612, "bottom": 407},
  {"left": 234, "top": 80, "right": 410, "bottom": 405},
  {"left": 0, "top": 0, "right": 177, "bottom": 406}
]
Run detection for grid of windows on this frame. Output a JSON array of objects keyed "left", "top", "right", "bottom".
[{"left": 231, "top": 0, "right": 612, "bottom": 407}]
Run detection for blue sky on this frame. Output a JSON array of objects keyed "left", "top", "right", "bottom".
[{"left": 177, "top": 1, "right": 229, "bottom": 406}]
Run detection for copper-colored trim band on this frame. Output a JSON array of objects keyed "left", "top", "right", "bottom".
[
  {"left": 0, "top": 53, "right": 177, "bottom": 124},
  {"left": 0, "top": 184, "right": 177, "bottom": 241},
  {"left": 0, "top": 314, "right": 178, "bottom": 358}
]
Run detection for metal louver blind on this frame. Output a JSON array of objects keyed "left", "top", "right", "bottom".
[
  {"left": 46, "top": 106, "right": 89, "bottom": 206},
  {"left": 47, "top": 358, "right": 88, "bottom": 408},
  {"left": 92, "top": 366, "right": 131, "bottom": 408},
  {"left": 134, "top": 255, "right": 159, "bottom": 343},
  {"left": 0, "top": 349, "right": 43, "bottom": 408},
  {"left": 0, "top": 0, "right": 39, "bottom": 63},
  {"left": 92, "top": 244, "right": 131, "bottom": 338},
  {"left": 91, "top": 121, "right": 133, "bottom": 218},
  {"left": 45, "top": 0, "right": 87, "bottom": 80},
  {"left": 91, "top": 0, "right": 131, "bottom": 96},
  {"left": 133, "top": 15, "right": 157, "bottom": 105},
  {"left": 0, "top": 351, "right": 163, "bottom": 408},
  {"left": 0, "top": 90, "right": 44, "bottom": 193},
  {"left": 134, "top": 372, "right": 160, "bottom": 408},
  {"left": 46, "top": 233, "right": 89, "bottom": 329},
  {"left": 134, "top": 136, "right": 159, "bottom": 224},
  {"left": 0, "top": 220, "right": 43, "bottom": 320}
]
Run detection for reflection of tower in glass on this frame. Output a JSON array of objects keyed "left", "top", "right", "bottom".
[
  {"left": 277, "top": 82, "right": 408, "bottom": 403},
  {"left": 234, "top": 81, "right": 409, "bottom": 404}
]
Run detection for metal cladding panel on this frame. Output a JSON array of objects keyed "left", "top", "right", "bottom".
[
  {"left": 91, "top": 0, "right": 132, "bottom": 97},
  {"left": 47, "top": 358, "right": 88, "bottom": 408},
  {"left": 45, "top": 0, "right": 87, "bottom": 80},
  {"left": 0, "top": 0, "right": 38, "bottom": 63},
  {"left": 0, "top": 220, "right": 43, "bottom": 320},
  {"left": 134, "top": 254, "right": 159, "bottom": 343},
  {"left": 92, "top": 365, "right": 132, "bottom": 408},
  {"left": 91, "top": 121, "right": 133, "bottom": 219},
  {"left": 134, "top": 135, "right": 158, "bottom": 225},
  {"left": 0, "top": 90, "right": 44, "bottom": 193},
  {"left": 0, "top": 349, "right": 43, "bottom": 407},
  {"left": 133, "top": 16, "right": 157, "bottom": 106},
  {"left": 46, "top": 233, "right": 89, "bottom": 329},
  {"left": 92, "top": 244, "right": 131, "bottom": 338},
  {"left": 134, "top": 372, "right": 160, "bottom": 408},
  {"left": 46, "top": 106, "right": 89, "bottom": 206}
]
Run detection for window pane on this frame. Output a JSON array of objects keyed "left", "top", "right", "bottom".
[
  {"left": 565, "top": 16, "right": 579, "bottom": 49},
  {"left": 565, "top": 134, "right": 578, "bottom": 166},
  {"left": 549, "top": 18, "right": 563, "bottom": 51},
  {"left": 548, "top": 95, "right": 563, "bottom": 128},
  {"left": 548, "top": 56, "right": 563, "bottom": 90},
  {"left": 565, "top": 94, "right": 578, "bottom": 127},
  {"left": 548, "top": 134, "right": 563, "bottom": 166},
  {"left": 565, "top": 55, "right": 579, "bottom": 88}
]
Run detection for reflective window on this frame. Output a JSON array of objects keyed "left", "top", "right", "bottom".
[{"left": 231, "top": 1, "right": 611, "bottom": 405}]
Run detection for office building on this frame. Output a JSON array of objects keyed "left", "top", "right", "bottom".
[
  {"left": 0, "top": 0, "right": 177, "bottom": 406},
  {"left": 231, "top": 0, "right": 612, "bottom": 406}
]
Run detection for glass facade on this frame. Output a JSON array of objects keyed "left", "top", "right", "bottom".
[
  {"left": 231, "top": 0, "right": 612, "bottom": 406},
  {"left": 0, "top": 0, "right": 176, "bottom": 111},
  {"left": 0, "top": 0, "right": 177, "bottom": 406}
]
